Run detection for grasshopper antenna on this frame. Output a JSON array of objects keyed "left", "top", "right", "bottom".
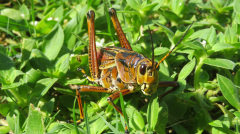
[
  {"left": 148, "top": 26, "right": 155, "bottom": 70},
  {"left": 155, "top": 22, "right": 194, "bottom": 69}
]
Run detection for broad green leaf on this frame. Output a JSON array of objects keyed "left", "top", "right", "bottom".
[
  {"left": 97, "top": 114, "right": 120, "bottom": 134},
  {"left": 54, "top": 53, "right": 70, "bottom": 77},
  {"left": 22, "top": 69, "right": 41, "bottom": 84},
  {"left": 147, "top": 97, "right": 159, "bottom": 131},
  {"left": 155, "top": 22, "right": 174, "bottom": 42},
  {"left": 210, "top": 119, "right": 234, "bottom": 134},
  {"left": 0, "top": 53, "right": 23, "bottom": 85},
  {"left": 211, "top": 0, "right": 224, "bottom": 12},
  {"left": 90, "top": 117, "right": 106, "bottom": 134},
  {"left": 234, "top": 0, "right": 240, "bottom": 13},
  {"left": 64, "top": 6, "right": 87, "bottom": 50},
  {"left": 178, "top": 58, "right": 196, "bottom": 80},
  {"left": 1, "top": 8, "right": 23, "bottom": 21},
  {"left": 171, "top": 0, "right": 184, "bottom": 15},
  {"left": 0, "top": 15, "right": 31, "bottom": 31},
  {"left": 25, "top": 104, "right": 44, "bottom": 134},
  {"left": 212, "top": 42, "right": 234, "bottom": 52},
  {"left": 29, "top": 49, "right": 51, "bottom": 70},
  {"left": 35, "top": 8, "right": 59, "bottom": 34},
  {"left": 225, "top": 26, "right": 238, "bottom": 44},
  {"left": 6, "top": 109, "right": 22, "bottom": 133},
  {"left": 0, "top": 126, "right": 10, "bottom": 133},
  {"left": 234, "top": 111, "right": 240, "bottom": 119},
  {"left": 155, "top": 102, "right": 168, "bottom": 134},
  {"left": 43, "top": 25, "right": 64, "bottom": 61},
  {"left": 38, "top": 98, "right": 55, "bottom": 117},
  {"left": 35, "top": 78, "right": 58, "bottom": 97},
  {"left": 21, "top": 38, "right": 35, "bottom": 69},
  {"left": 21, "top": 38, "right": 35, "bottom": 61},
  {"left": 30, "top": 78, "right": 58, "bottom": 103},
  {"left": 51, "top": 6, "right": 63, "bottom": 21},
  {"left": 142, "top": 3, "right": 159, "bottom": 12},
  {"left": 217, "top": 74, "right": 240, "bottom": 110},
  {"left": 126, "top": 105, "right": 145, "bottom": 131},
  {"left": 203, "top": 58, "right": 236, "bottom": 70},
  {"left": 20, "top": 4, "right": 30, "bottom": 20},
  {"left": 189, "top": 26, "right": 216, "bottom": 46},
  {"left": 0, "top": 103, "right": 11, "bottom": 116},
  {"left": 126, "top": 0, "right": 141, "bottom": 10},
  {"left": 154, "top": 47, "right": 169, "bottom": 56}
]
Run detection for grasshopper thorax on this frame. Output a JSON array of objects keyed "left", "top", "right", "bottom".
[{"left": 136, "top": 58, "right": 159, "bottom": 95}]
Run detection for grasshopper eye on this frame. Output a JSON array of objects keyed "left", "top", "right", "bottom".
[{"left": 139, "top": 64, "right": 147, "bottom": 75}]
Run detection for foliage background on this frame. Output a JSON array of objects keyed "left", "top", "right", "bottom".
[{"left": 0, "top": 0, "right": 240, "bottom": 133}]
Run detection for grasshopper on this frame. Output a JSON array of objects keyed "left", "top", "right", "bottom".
[{"left": 71, "top": 8, "right": 193, "bottom": 133}]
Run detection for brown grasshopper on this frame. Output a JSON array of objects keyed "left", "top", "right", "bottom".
[{"left": 71, "top": 8, "right": 193, "bottom": 133}]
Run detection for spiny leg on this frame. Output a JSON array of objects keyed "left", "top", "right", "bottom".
[
  {"left": 71, "top": 85, "right": 113, "bottom": 122},
  {"left": 107, "top": 89, "right": 133, "bottom": 134},
  {"left": 158, "top": 81, "right": 179, "bottom": 99},
  {"left": 72, "top": 85, "right": 131, "bottom": 133},
  {"left": 109, "top": 8, "right": 132, "bottom": 51},
  {"left": 87, "top": 10, "right": 99, "bottom": 80}
]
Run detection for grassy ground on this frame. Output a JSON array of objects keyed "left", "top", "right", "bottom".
[{"left": 0, "top": 0, "right": 240, "bottom": 133}]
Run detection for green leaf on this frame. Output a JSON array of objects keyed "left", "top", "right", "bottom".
[
  {"left": 0, "top": 126, "right": 10, "bottom": 134},
  {"left": 212, "top": 42, "right": 234, "bottom": 52},
  {"left": 147, "top": 97, "right": 159, "bottom": 131},
  {"left": 234, "top": 111, "right": 240, "bottom": 119},
  {"left": 0, "top": 103, "right": 11, "bottom": 116},
  {"left": 234, "top": 0, "right": 240, "bottom": 13},
  {"left": 155, "top": 22, "right": 174, "bottom": 42},
  {"left": 217, "top": 74, "right": 240, "bottom": 111},
  {"left": 51, "top": 5, "right": 63, "bottom": 21},
  {"left": 20, "top": 4, "right": 30, "bottom": 20},
  {"left": 154, "top": 47, "right": 169, "bottom": 56},
  {"left": 0, "top": 15, "right": 32, "bottom": 31},
  {"left": 22, "top": 69, "right": 41, "bottom": 84},
  {"left": 127, "top": 0, "right": 141, "bottom": 10},
  {"left": 1, "top": 8, "right": 23, "bottom": 21},
  {"left": 155, "top": 102, "right": 168, "bottom": 134},
  {"left": 6, "top": 109, "right": 22, "bottom": 133},
  {"left": 21, "top": 38, "right": 35, "bottom": 69},
  {"left": 211, "top": 0, "right": 225, "bottom": 12},
  {"left": 126, "top": 105, "right": 145, "bottom": 131},
  {"left": 178, "top": 58, "right": 196, "bottom": 80},
  {"left": 29, "top": 49, "right": 51, "bottom": 70},
  {"left": 25, "top": 104, "right": 44, "bottom": 134},
  {"left": 54, "top": 53, "right": 70, "bottom": 77},
  {"left": 42, "top": 25, "right": 64, "bottom": 61},
  {"left": 189, "top": 26, "right": 216, "bottom": 46},
  {"left": 209, "top": 119, "right": 234, "bottom": 134},
  {"left": 203, "top": 58, "right": 236, "bottom": 70},
  {"left": 224, "top": 25, "right": 238, "bottom": 44},
  {"left": 234, "top": 69, "right": 240, "bottom": 86},
  {"left": 30, "top": 78, "right": 58, "bottom": 103},
  {"left": 171, "top": 0, "right": 184, "bottom": 15}
]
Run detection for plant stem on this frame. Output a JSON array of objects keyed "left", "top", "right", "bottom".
[{"left": 194, "top": 57, "right": 206, "bottom": 89}]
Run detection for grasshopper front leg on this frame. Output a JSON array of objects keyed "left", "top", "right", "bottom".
[
  {"left": 158, "top": 81, "right": 179, "bottom": 99},
  {"left": 73, "top": 85, "right": 132, "bottom": 133}
]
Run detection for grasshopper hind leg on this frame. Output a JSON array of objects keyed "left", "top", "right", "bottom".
[
  {"left": 87, "top": 10, "right": 99, "bottom": 81},
  {"left": 109, "top": 8, "right": 132, "bottom": 51}
]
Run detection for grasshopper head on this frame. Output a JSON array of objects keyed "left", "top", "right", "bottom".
[{"left": 136, "top": 58, "right": 159, "bottom": 95}]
